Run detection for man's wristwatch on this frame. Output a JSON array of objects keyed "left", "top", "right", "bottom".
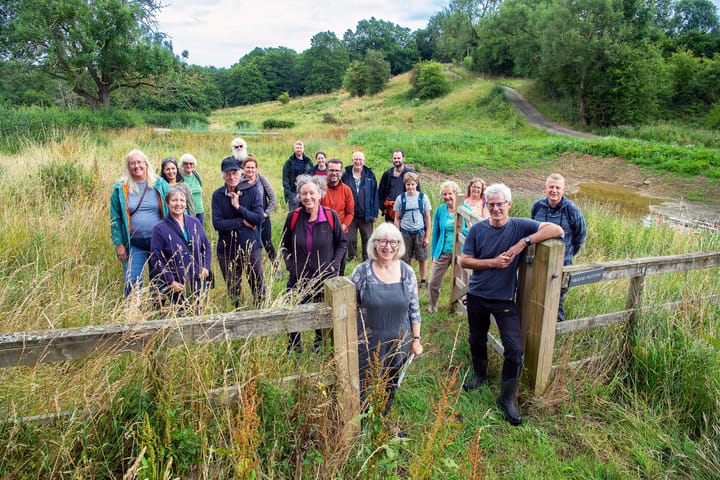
[{"left": 524, "top": 236, "right": 532, "bottom": 246}]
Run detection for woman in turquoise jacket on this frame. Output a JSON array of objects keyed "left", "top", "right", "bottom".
[
  {"left": 110, "top": 149, "right": 169, "bottom": 297},
  {"left": 428, "top": 180, "right": 467, "bottom": 312}
]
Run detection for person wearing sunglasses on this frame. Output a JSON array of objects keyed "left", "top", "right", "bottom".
[{"left": 460, "top": 183, "right": 563, "bottom": 426}]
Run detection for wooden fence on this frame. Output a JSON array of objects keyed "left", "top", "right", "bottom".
[
  {"left": 450, "top": 194, "right": 720, "bottom": 395},
  {"left": 0, "top": 277, "right": 361, "bottom": 440}
]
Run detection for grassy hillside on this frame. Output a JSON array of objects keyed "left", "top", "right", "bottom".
[{"left": 0, "top": 71, "right": 719, "bottom": 479}]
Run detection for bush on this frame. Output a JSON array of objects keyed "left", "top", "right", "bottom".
[
  {"left": 139, "top": 111, "right": 209, "bottom": 129},
  {"left": 235, "top": 119, "right": 252, "bottom": 129},
  {"left": 38, "top": 160, "right": 97, "bottom": 204},
  {"left": 410, "top": 62, "right": 450, "bottom": 100},
  {"left": 262, "top": 119, "right": 295, "bottom": 129},
  {"left": 344, "top": 61, "right": 368, "bottom": 97},
  {"left": 277, "top": 92, "right": 291, "bottom": 104},
  {"left": 706, "top": 104, "right": 720, "bottom": 130}
]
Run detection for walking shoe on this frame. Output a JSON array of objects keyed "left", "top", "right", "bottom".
[{"left": 419, "top": 279, "right": 427, "bottom": 290}]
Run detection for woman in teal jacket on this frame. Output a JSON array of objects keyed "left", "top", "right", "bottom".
[
  {"left": 110, "top": 149, "right": 169, "bottom": 297},
  {"left": 428, "top": 180, "right": 467, "bottom": 313}
]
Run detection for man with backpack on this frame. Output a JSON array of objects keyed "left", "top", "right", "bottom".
[
  {"left": 393, "top": 172, "right": 431, "bottom": 288},
  {"left": 379, "top": 149, "right": 419, "bottom": 222}
]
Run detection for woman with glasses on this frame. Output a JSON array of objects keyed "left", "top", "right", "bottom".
[
  {"left": 350, "top": 222, "right": 423, "bottom": 425},
  {"left": 110, "top": 149, "right": 169, "bottom": 297},
  {"left": 179, "top": 153, "right": 205, "bottom": 225}
]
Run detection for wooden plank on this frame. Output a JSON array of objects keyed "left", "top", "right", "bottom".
[
  {"left": 325, "top": 277, "right": 360, "bottom": 443},
  {"left": 556, "top": 294, "right": 720, "bottom": 334},
  {"left": 0, "top": 304, "right": 332, "bottom": 368},
  {"left": 522, "top": 240, "right": 565, "bottom": 396},
  {"left": 563, "top": 251, "right": 720, "bottom": 286}
]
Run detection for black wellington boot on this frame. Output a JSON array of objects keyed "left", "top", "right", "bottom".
[
  {"left": 462, "top": 359, "right": 488, "bottom": 391},
  {"left": 496, "top": 378, "right": 522, "bottom": 426}
]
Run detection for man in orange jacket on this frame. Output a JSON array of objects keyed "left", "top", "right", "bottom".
[{"left": 321, "top": 158, "right": 354, "bottom": 275}]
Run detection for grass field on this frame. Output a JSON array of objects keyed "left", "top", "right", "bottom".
[{"left": 0, "top": 71, "right": 719, "bottom": 479}]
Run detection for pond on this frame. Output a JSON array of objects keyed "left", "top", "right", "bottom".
[{"left": 570, "top": 182, "right": 719, "bottom": 232}]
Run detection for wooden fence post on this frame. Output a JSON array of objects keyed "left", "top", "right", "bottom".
[
  {"left": 521, "top": 239, "right": 565, "bottom": 396},
  {"left": 324, "top": 277, "right": 360, "bottom": 441}
]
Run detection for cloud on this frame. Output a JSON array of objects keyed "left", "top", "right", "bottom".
[{"left": 157, "top": 0, "right": 446, "bottom": 67}]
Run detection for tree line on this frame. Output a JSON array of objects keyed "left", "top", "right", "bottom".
[{"left": 1, "top": 0, "right": 719, "bottom": 126}]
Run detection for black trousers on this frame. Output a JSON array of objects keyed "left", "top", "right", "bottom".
[{"left": 466, "top": 293, "right": 523, "bottom": 381}]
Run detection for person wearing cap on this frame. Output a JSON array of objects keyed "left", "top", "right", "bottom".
[
  {"left": 212, "top": 157, "right": 266, "bottom": 307},
  {"left": 179, "top": 153, "right": 205, "bottom": 225}
]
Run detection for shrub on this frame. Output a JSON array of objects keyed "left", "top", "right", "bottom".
[
  {"left": 262, "top": 119, "right": 295, "bottom": 129},
  {"left": 344, "top": 61, "right": 368, "bottom": 97},
  {"left": 322, "top": 113, "right": 338, "bottom": 124},
  {"left": 38, "top": 160, "right": 97, "bottom": 204},
  {"left": 139, "top": 111, "right": 209, "bottom": 129},
  {"left": 706, "top": 104, "right": 720, "bottom": 130},
  {"left": 410, "top": 62, "right": 450, "bottom": 100},
  {"left": 277, "top": 91, "right": 291, "bottom": 105},
  {"left": 235, "top": 119, "right": 252, "bottom": 129}
]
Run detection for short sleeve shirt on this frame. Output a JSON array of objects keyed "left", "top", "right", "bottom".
[{"left": 462, "top": 217, "right": 540, "bottom": 300}]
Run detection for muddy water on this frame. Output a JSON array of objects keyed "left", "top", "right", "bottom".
[{"left": 570, "top": 182, "right": 720, "bottom": 229}]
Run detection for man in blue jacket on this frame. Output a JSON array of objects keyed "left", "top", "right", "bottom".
[
  {"left": 341, "top": 151, "right": 379, "bottom": 261},
  {"left": 531, "top": 174, "right": 587, "bottom": 321},
  {"left": 212, "top": 157, "right": 266, "bottom": 307}
]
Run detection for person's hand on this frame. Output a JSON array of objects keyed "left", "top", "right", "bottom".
[
  {"left": 422, "top": 236, "right": 429, "bottom": 247},
  {"left": 169, "top": 281, "right": 184, "bottom": 292},
  {"left": 342, "top": 224, "right": 349, "bottom": 234},
  {"left": 411, "top": 338, "right": 423, "bottom": 356},
  {"left": 228, "top": 191, "right": 240, "bottom": 209},
  {"left": 116, "top": 244, "right": 127, "bottom": 263},
  {"left": 494, "top": 251, "right": 515, "bottom": 269},
  {"left": 199, "top": 268, "right": 209, "bottom": 279},
  {"left": 242, "top": 219, "right": 256, "bottom": 230}
]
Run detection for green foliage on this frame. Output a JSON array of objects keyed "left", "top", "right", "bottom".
[
  {"left": 138, "top": 110, "right": 209, "bottom": 129},
  {"left": 277, "top": 91, "right": 291, "bottom": 104},
  {"left": 227, "top": 62, "right": 269, "bottom": 106},
  {"left": 3, "top": 0, "right": 178, "bottom": 109},
  {"left": 301, "top": 31, "right": 350, "bottom": 94},
  {"left": 706, "top": 103, "right": 720, "bottom": 128},
  {"left": 262, "top": 118, "right": 295, "bottom": 129},
  {"left": 342, "top": 17, "right": 419, "bottom": 74},
  {"left": 365, "top": 49, "right": 392, "bottom": 95},
  {"left": 38, "top": 160, "right": 97, "bottom": 204},
  {"left": 410, "top": 62, "right": 451, "bottom": 99},
  {"left": 235, "top": 119, "right": 253, "bottom": 129},
  {"left": 344, "top": 60, "right": 368, "bottom": 97}
]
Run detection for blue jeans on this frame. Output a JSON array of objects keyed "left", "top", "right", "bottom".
[{"left": 124, "top": 238, "right": 158, "bottom": 297}]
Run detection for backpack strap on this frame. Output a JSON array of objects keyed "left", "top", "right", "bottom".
[{"left": 289, "top": 207, "right": 335, "bottom": 231}]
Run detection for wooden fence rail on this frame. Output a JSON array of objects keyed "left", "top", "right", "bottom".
[
  {"left": 0, "top": 277, "right": 361, "bottom": 439},
  {"left": 450, "top": 194, "right": 720, "bottom": 395}
]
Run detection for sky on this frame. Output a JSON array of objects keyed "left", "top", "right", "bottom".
[{"left": 156, "top": 0, "right": 448, "bottom": 68}]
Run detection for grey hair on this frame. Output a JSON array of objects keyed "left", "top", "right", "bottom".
[
  {"left": 295, "top": 174, "right": 326, "bottom": 200},
  {"left": 367, "top": 222, "right": 406, "bottom": 261},
  {"left": 165, "top": 186, "right": 188, "bottom": 203},
  {"left": 484, "top": 183, "right": 512, "bottom": 203},
  {"left": 180, "top": 153, "right": 197, "bottom": 166},
  {"left": 122, "top": 149, "right": 157, "bottom": 194}
]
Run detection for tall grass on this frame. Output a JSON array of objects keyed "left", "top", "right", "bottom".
[{"left": 0, "top": 74, "right": 719, "bottom": 478}]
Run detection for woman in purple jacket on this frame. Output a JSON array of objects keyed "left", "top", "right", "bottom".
[{"left": 151, "top": 187, "right": 212, "bottom": 314}]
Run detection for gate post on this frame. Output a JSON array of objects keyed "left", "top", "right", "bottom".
[
  {"left": 324, "top": 277, "right": 360, "bottom": 440},
  {"left": 521, "top": 239, "right": 565, "bottom": 396}
]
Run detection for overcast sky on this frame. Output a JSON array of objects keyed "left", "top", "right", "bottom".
[
  {"left": 156, "top": 0, "right": 447, "bottom": 68},
  {"left": 158, "top": 0, "right": 720, "bottom": 69}
]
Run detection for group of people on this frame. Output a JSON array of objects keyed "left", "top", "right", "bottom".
[{"left": 110, "top": 139, "right": 587, "bottom": 428}]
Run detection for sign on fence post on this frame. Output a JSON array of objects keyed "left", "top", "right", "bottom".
[
  {"left": 324, "top": 277, "right": 360, "bottom": 441},
  {"left": 520, "top": 239, "right": 565, "bottom": 396}
]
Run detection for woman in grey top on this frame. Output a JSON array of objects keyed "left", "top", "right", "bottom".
[
  {"left": 350, "top": 222, "right": 423, "bottom": 422},
  {"left": 242, "top": 156, "right": 278, "bottom": 262}
]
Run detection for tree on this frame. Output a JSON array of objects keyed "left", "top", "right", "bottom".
[
  {"left": 344, "top": 60, "right": 368, "bottom": 96},
  {"left": 239, "top": 47, "right": 301, "bottom": 99},
  {"left": 365, "top": 49, "right": 391, "bottom": 95},
  {"left": 3, "top": 0, "right": 177, "bottom": 108},
  {"left": 227, "top": 62, "right": 268, "bottom": 106},
  {"left": 343, "top": 17, "right": 418, "bottom": 74},
  {"left": 411, "top": 61, "right": 450, "bottom": 99},
  {"left": 671, "top": 0, "right": 719, "bottom": 34},
  {"left": 301, "top": 31, "right": 349, "bottom": 94}
]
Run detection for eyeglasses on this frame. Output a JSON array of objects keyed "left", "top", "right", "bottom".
[
  {"left": 375, "top": 239, "right": 399, "bottom": 247},
  {"left": 486, "top": 201, "right": 509, "bottom": 209},
  {"left": 233, "top": 145, "right": 244, "bottom": 149}
]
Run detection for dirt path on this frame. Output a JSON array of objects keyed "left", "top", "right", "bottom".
[{"left": 501, "top": 87, "right": 601, "bottom": 139}]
